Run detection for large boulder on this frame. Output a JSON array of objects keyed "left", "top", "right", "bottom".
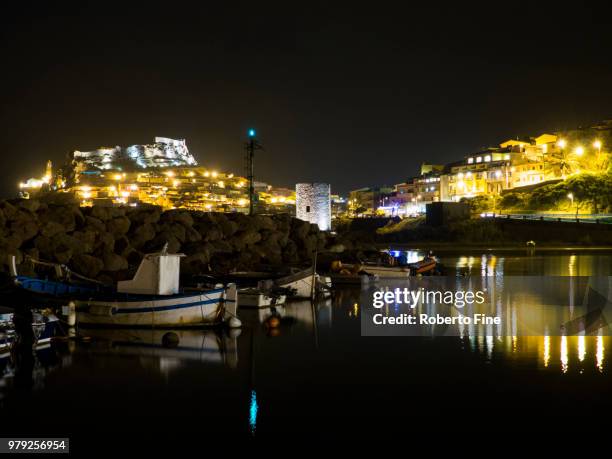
[
  {"left": 41, "top": 221, "right": 66, "bottom": 238},
  {"left": 130, "top": 223, "right": 157, "bottom": 249},
  {"left": 102, "top": 251, "right": 128, "bottom": 272},
  {"left": 72, "top": 253, "right": 104, "bottom": 278},
  {"left": 71, "top": 230, "right": 97, "bottom": 253},
  {"left": 9, "top": 217, "right": 39, "bottom": 243},
  {"left": 114, "top": 235, "right": 130, "bottom": 255},
  {"left": 161, "top": 209, "right": 194, "bottom": 227},
  {"left": 203, "top": 227, "right": 223, "bottom": 242},
  {"left": 127, "top": 206, "right": 161, "bottom": 225},
  {"left": 90, "top": 206, "right": 114, "bottom": 221},
  {"left": 291, "top": 218, "right": 311, "bottom": 240},
  {"left": 55, "top": 233, "right": 88, "bottom": 256},
  {"left": 17, "top": 199, "right": 40, "bottom": 213},
  {"left": 182, "top": 251, "right": 211, "bottom": 275},
  {"left": 185, "top": 226, "right": 202, "bottom": 243},
  {"left": 233, "top": 230, "right": 261, "bottom": 250},
  {"left": 106, "top": 216, "right": 131, "bottom": 236},
  {"left": 84, "top": 216, "right": 106, "bottom": 233},
  {"left": 39, "top": 206, "right": 77, "bottom": 232},
  {"left": 252, "top": 215, "right": 276, "bottom": 231},
  {"left": 94, "top": 232, "right": 115, "bottom": 253}
]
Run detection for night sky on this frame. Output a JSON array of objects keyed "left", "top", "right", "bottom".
[{"left": 2, "top": 2, "right": 612, "bottom": 197}]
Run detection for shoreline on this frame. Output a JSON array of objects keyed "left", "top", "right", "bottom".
[{"left": 378, "top": 243, "right": 612, "bottom": 252}]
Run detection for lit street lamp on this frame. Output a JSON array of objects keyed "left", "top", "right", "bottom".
[
  {"left": 574, "top": 146, "right": 584, "bottom": 156},
  {"left": 594, "top": 140, "right": 602, "bottom": 162}
]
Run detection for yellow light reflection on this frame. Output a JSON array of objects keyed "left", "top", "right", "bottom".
[
  {"left": 596, "top": 334, "right": 604, "bottom": 373},
  {"left": 561, "top": 335, "right": 568, "bottom": 373},
  {"left": 578, "top": 335, "right": 585, "bottom": 362},
  {"left": 543, "top": 335, "right": 550, "bottom": 368}
]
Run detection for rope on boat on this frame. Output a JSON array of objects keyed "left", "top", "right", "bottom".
[{"left": 24, "top": 255, "right": 108, "bottom": 286}]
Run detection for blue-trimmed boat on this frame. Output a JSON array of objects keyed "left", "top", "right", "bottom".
[
  {"left": 78, "top": 248, "right": 238, "bottom": 328},
  {"left": 8, "top": 248, "right": 239, "bottom": 328}
]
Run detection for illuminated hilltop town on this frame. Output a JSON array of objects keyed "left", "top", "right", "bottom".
[
  {"left": 349, "top": 121, "right": 612, "bottom": 216},
  {"left": 18, "top": 121, "right": 612, "bottom": 218},
  {"left": 19, "top": 137, "right": 296, "bottom": 213}
]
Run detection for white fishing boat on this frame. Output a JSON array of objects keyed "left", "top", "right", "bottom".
[
  {"left": 276, "top": 268, "right": 315, "bottom": 299},
  {"left": 238, "top": 288, "right": 287, "bottom": 308},
  {"left": 360, "top": 264, "right": 411, "bottom": 278},
  {"left": 76, "top": 247, "right": 239, "bottom": 328}
]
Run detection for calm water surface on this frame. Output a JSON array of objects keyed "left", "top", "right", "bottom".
[{"left": 1, "top": 249, "right": 611, "bottom": 440}]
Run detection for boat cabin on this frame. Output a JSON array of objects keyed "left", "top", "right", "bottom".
[{"left": 118, "top": 247, "right": 185, "bottom": 296}]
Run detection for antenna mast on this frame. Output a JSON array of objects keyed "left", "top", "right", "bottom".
[{"left": 245, "top": 129, "right": 261, "bottom": 215}]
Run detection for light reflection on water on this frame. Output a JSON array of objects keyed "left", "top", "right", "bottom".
[{"left": 0, "top": 250, "right": 610, "bottom": 435}]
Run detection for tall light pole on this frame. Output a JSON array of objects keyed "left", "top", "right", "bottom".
[{"left": 245, "top": 129, "right": 261, "bottom": 216}]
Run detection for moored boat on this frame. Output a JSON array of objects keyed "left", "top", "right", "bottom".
[
  {"left": 76, "top": 248, "right": 238, "bottom": 328},
  {"left": 238, "top": 287, "right": 287, "bottom": 308}
]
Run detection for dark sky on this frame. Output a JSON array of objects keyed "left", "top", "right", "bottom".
[{"left": 2, "top": 1, "right": 612, "bottom": 197}]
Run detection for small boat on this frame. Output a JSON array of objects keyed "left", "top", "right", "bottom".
[
  {"left": 76, "top": 248, "right": 238, "bottom": 328},
  {"left": 407, "top": 257, "right": 437, "bottom": 275},
  {"left": 0, "top": 309, "right": 60, "bottom": 359},
  {"left": 360, "top": 264, "right": 411, "bottom": 278},
  {"left": 239, "top": 287, "right": 287, "bottom": 308},
  {"left": 214, "top": 267, "right": 326, "bottom": 301}
]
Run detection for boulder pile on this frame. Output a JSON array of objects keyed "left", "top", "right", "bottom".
[{"left": 0, "top": 194, "right": 331, "bottom": 283}]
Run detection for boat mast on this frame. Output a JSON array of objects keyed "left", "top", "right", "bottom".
[{"left": 245, "top": 129, "right": 261, "bottom": 216}]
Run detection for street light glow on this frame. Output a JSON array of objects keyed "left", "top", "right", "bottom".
[
  {"left": 574, "top": 146, "right": 584, "bottom": 156},
  {"left": 593, "top": 140, "right": 602, "bottom": 149},
  {"left": 557, "top": 139, "right": 566, "bottom": 148}
]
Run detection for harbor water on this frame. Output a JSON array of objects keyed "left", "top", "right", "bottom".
[{"left": 1, "top": 249, "right": 611, "bottom": 440}]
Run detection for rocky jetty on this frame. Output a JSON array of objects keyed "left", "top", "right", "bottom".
[{"left": 0, "top": 194, "right": 331, "bottom": 283}]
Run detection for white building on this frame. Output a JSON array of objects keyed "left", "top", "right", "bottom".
[{"left": 296, "top": 183, "right": 331, "bottom": 231}]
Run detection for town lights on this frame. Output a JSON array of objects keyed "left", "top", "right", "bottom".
[
  {"left": 594, "top": 140, "right": 602, "bottom": 150},
  {"left": 574, "top": 146, "right": 584, "bottom": 156},
  {"left": 557, "top": 139, "right": 566, "bottom": 149},
  {"left": 211, "top": 171, "right": 218, "bottom": 178},
  {"left": 165, "top": 171, "right": 175, "bottom": 177},
  {"left": 113, "top": 174, "right": 122, "bottom": 180}
]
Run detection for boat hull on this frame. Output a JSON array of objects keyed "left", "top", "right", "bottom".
[
  {"left": 239, "top": 290, "right": 287, "bottom": 308},
  {"left": 276, "top": 269, "right": 315, "bottom": 299},
  {"left": 76, "top": 289, "right": 226, "bottom": 328},
  {"left": 362, "top": 265, "right": 411, "bottom": 278}
]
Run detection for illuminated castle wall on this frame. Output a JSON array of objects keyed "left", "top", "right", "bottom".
[
  {"left": 72, "top": 137, "right": 197, "bottom": 171},
  {"left": 126, "top": 137, "right": 197, "bottom": 168},
  {"left": 296, "top": 183, "right": 331, "bottom": 231}
]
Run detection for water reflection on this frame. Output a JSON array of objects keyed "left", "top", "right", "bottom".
[
  {"left": 0, "top": 250, "right": 611, "bottom": 436},
  {"left": 390, "top": 249, "right": 612, "bottom": 277},
  {"left": 79, "top": 328, "right": 241, "bottom": 372}
]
